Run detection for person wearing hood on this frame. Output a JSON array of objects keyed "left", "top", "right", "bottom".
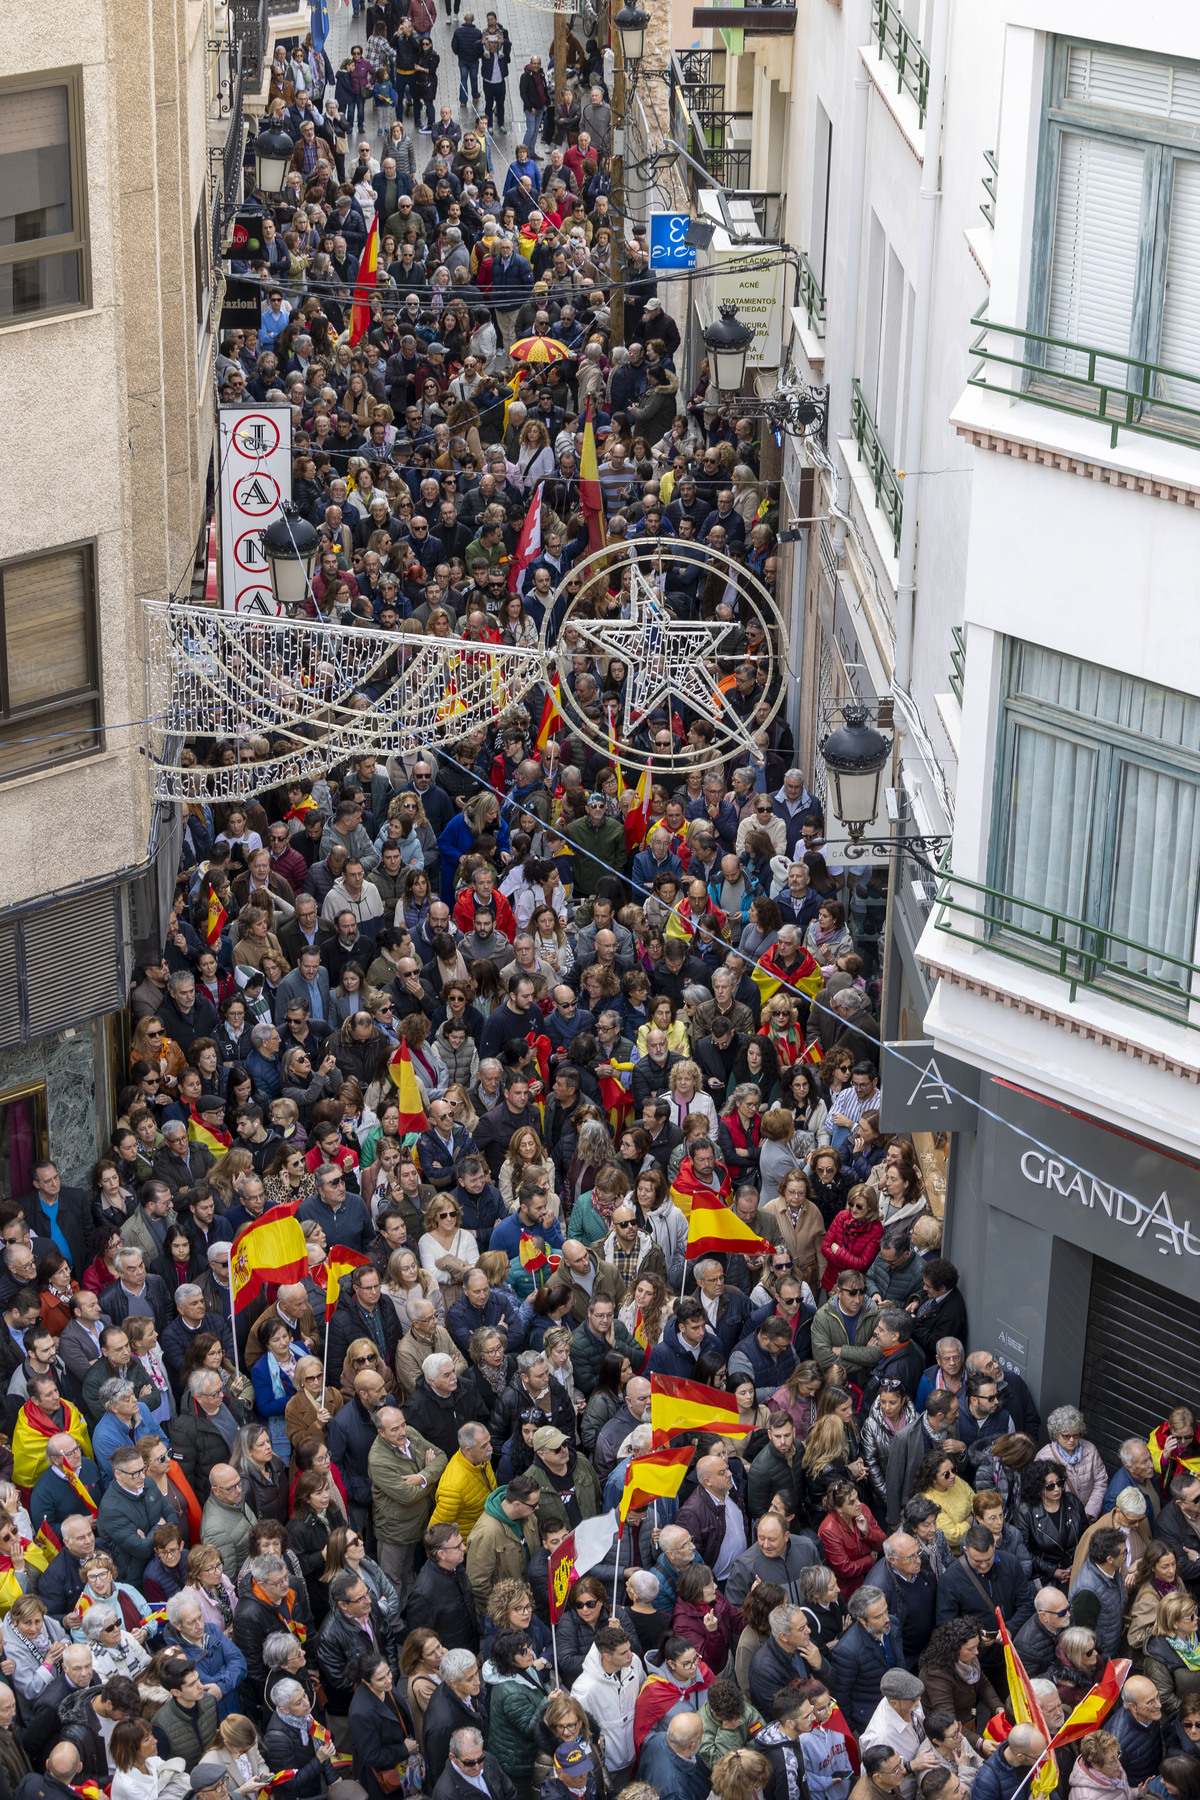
[
  {"left": 463, "top": 1473, "right": 541, "bottom": 1614},
  {"left": 633, "top": 1630, "right": 714, "bottom": 1752},
  {"left": 480, "top": 1627, "right": 552, "bottom": 1792},
  {"left": 570, "top": 1624, "right": 644, "bottom": 1787}
]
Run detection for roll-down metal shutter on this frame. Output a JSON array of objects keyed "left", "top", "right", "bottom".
[{"left": 1079, "top": 1256, "right": 1200, "bottom": 1470}]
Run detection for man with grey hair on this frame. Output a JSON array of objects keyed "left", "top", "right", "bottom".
[
  {"left": 402, "top": 1343, "right": 485, "bottom": 1462},
  {"left": 315, "top": 1567, "right": 396, "bottom": 1716},
  {"left": 829, "top": 1585, "right": 906, "bottom": 1729},
  {"left": 637, "top": 1713, "right": 707, "bottom": 1800},
  {"left": 395, "top": 1298, "right": 468, "bottom": 1396},
  {"left": 860, "top": 1669, "right": 940, "bottom": 1799},
  {"left": 98, "top": 1245, "right": 171, "bottom": 1338},
  {"left": 92, "top": 1379, "right": 156, "bottom": 1484},
  {"left": 1104, "top": 1437, "right": 1161, "bottom": 1524},
  {"left": 424, "top": 1650, "right": 485, "bottom": 1788},
  {"left": 153, "top": 1117, "right": 216, "bottom": 1202},
  {"left": 232, "top": 1553, "right": 306, "bottom": 1709},
  {"left": 749, "top": 1601, "right": 833, "bottom": 1713},
  {"left": 298, "top": 1160, "right": 372, "bottom": 1254},
  {"left": 96, "top": 1443, "right": 171, "bottom": 1584},
  {"left": 368, "top": 1405, "right": 447, "bottom": 1602},
  {"left": 444, "top": 1725, "right": 513, "bottom": 1800},
  {"left": 245, "top": 1282, "right": 319, "bottom": 1367},
  {"left": 161, "top": 1283, "right": 230, "bottom": 1389},
  {"left": 1012, "top": 1586, "right": 1070, "bottom": 1678},
  {"left": 170, "top": 1371, "right": 242, "bottom": 1503},
  {"left": 866, "top": 1531, "right": 938, "bottom": 1664},
  {"left": 691, "top": 966, "right": 755, "bottom": 1045}
]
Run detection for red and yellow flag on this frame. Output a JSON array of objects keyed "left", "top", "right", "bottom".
[
  {"left": 997, "top": 1611, "right": 1057, "bottom": 1797},
  {"left": 229, "top": 1203, "right": 307, "bottom": 1314},
  {"left": 752, "top": 942, "right": 825, "bottom": 1008},
  {"left": 349, "top": 214, "right": 379, "bottom": 347},
  {"left": 188, "top": 1107, "right": 231, "bottom": 1154},
  {"left": 649, "top": 1374, "right": 752, "bottom": 1449},
  {"left": 632, "top": 1309, "right": 649, "bottom": 1353},
  {"left": 314, "top": 1246, "right": 372, "bottom": 1322},
  {"left": 580, "top": 396, "right": 605, "bottom": 556},
  {"left": 536, "top": 674, "right": 563, "bottom": 752},
  {"left": 624, "top": 766, "right": 652, "bottom": 853},
  {"left": 1047, "top": 1659, "right": 1130, "bottom": 1747},
  {"left": 669, "top": 1156, "right": 733, "bottom": 1220},
  {"left": 620, "top": 1443, "right": 694, "bottom": 1521},
  {"left": 519, "top": 1232, "right": 548, "bottom": 1275},
  {"left": 687, "top": 1187, "right": 773, "bottom": 1261},
  {"left": 205, "top": 887, "right": 228, "bottom": 947},
  {"left": 386, "top": 1041, "right": 429, "bottom": 1132}
]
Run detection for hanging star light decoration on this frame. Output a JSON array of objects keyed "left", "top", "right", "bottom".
[{"left": 568, "top": 564, "right": 739, "bottom": 734}]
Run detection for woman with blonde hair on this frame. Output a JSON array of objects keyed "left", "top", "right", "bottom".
[
  {"left": 381, "top": 1248, "right": 444, "bottom": 1333},
  {"left": 337, "top": 1336, "right": 398, "bottom": 1401},
  {"left": 710, "top": 1749, "right": 773, "bottom": 1800},
  {"left": 665, "top": 1058, "right": 719, "bottom": 1134},
  {"left": 530, "top": 1691, "right": 607, "bottom": 1792},
  {"left": 418, "top": 1193, "right": 478, "bottom": 1309},
  {"left": 800, "top": 1413, "right": 865, "bottom": 1519},
  {"left": 765, "top": 1168, "right": 826, "bottom": 1291},
  {"left": 129, "top": 1016, "right": 186, "bottom": 1088},
  {"left": 202, "top": 1713, "right": 271, "bottom": 1794},
  {"left": 500, "top": 1126, "right": 557, "bottom": 1214},
  {"left": 231, "top": 905, "right": 286, "bottom": 972},
  {"left": 284, "top": 1355, "right": 344, "bottom": 1453}
]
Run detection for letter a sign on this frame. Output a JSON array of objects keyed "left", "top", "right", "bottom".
[
  {"left": 880, "top": 1040, "right": 979, "bottom": 1133},
  {"left": 217, "top": 403, "right": 293, "bottom": 613}
]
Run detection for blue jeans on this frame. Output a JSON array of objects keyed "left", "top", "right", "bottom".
[
  {"left": 393, "top": 74, "right": 412, "bottom": 115},
  {"left": 523, "top": 108, "right": 540, "bottom": 149},
  {"left": 347, "top": 95, "right": 366, "bottom": 133},
  {"left": 458, "top": 59, "right": 480, "bottom": 102}
]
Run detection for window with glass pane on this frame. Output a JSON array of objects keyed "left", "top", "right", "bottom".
[
  {"left": 1031, "top": 40, "right": 1200, "bottom": 425},
  {"left": 0, "top": 72, "right": 89, "bottom": 322},
  {"left": 0, "top": 544, "right": 102, "bottom": 780},
  {"left": 992, "top": 642, "right": 1200, "bottom": 1006}
]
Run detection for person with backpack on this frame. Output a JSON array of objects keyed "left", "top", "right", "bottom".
[{"left": 451, "top": 10, "right": 483, "bottom": 98}]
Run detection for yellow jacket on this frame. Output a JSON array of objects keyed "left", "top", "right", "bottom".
[
  {"left": 428, "top": 1450, "right": 497, "bottom": 1540},
  {"left": 923, "top": 1476, "right": 976, "bottom": 1553},
  {"left": 12, "top": 1402, "right": 92, "bottom": 1496}
]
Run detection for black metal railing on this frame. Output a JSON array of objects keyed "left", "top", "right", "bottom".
[
  {"left": 231, "top": 0, "right": 269, "bottom": 89},
  {"left": 220, "top": 43, "right": 245, "bottom": 207},
  {"left": 673, "top": 48, "right": 713, "bottom": 87}
]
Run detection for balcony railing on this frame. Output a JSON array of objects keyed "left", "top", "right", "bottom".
[
  {"left": 932, "top": 859, "right": 1200, "bottom": 1034},
  {"left": 798, "top": 251, "right": 826, "bottom": 339},
  {"left": 230, "top": 0, "right": 268, "bottom": 89},
  {"left": 672, "top": 48, "right": 714, "bottom": 88},
  {"left": 851, "top": 379, "right": 903, "bottom": 556},
  {"left": 968, "top": 305, "right": 1200, "bottom": 451},
  {"left": 980, "top": 148, "right": 998, "bottom": 227},
  {"left": 871, "top": 0, "right": 930, "bottom": 126},
  {"left": 948, "top": 624, "right": 965, "bottom": 706}
]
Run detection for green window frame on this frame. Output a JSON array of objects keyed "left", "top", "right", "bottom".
[
  {"left": 989, "top": 641, "right": 1200, "bottom": 1009},
  {"left": 0, "top": 67, "right": 91, "bottom": 324},
  {"left": 1027, "top": 39, "right": 1200, "bottom": 405}
]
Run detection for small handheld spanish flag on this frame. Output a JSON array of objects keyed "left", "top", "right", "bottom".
[
  {"left": 387, "top": 1041, "right": 429, "bottom": 1133},
  {"left": 205, "top": 887, "right": 228, "bottom": 947},
  {"left": 315, "top": 1246, "right": 372, "bottom": 1322},
  {"left": 649, "top": 1374, "right": 752, "bottom": 1449},
  {"left": 619, "top": 1443, "right": 694, "bottom": 1523},
  {"left": 686, "top": 1187, "right": 773, "bottom": 1261}
]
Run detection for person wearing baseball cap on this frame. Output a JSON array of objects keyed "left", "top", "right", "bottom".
[
  {"left": 527, "top": 1424, "right": 602, "bottom": 1533},
  {"left": 547, "top": 1741, "right": 599, "bottom": 1800}
]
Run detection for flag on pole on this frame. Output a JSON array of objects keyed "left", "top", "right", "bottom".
[
  {"left": 620, "top": 1444, "right": 694, "bottom": 1521},
  {"left": 606, "top": 707, "right": 626, "bottom": 795},
  {"left": 386, "top": 1041, "right": 429, "bottom": 1132},
  {"left": 1046, "top": 1660, "right": 1129, "bottom": 1747},
  {"left": 229, "top": 1204, "right": 307, "bottom": 1314},
  {"left": 205, "top": 887, "right": 228, "bottom": 946},
  {"left": 548, "top": 1512, "right": 620, "bottom": 1622},
  {"left": 310, "top": 0, "right": 329, "bottom": 50},
  {"left": 508, "top": 485, "right": 543, "bottom": 593},
  {"left": 686, "top": 1187, "right": 774, "bottom": 1260},
  {"left": 624, "top": 766, "right": 652, "bottom": 852},
  {"left": 519, "top": 1232, "right": 549, "bottom": 1277},
  {"left": 349, "top": 215, "right": 379, "bottom": 346},
  {"left": 632, "top": 1309, "right": 649, "bottom": 1353},
  {"left": 536, "top": 674, "right": 563, "bottom": 752},
  {"left": 580, "top": 397, "right": 605, "bottom": 555},
  {"left": 997, "top": 1611, "right": 1057, "bottom": 1797},
  {"left": 649, "top": 1375, "right": 753, "bottom": 1449},
  {"left": 314, "top": 1246, "right": 372, "bottom": 1322}
]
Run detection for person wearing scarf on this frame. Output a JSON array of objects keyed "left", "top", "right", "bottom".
[
  {"left": 251, "top": 1322, "right": 303, "bottom": 1459},
  {"left": 11, "top": 1377, "right": 93, "bottom": 1501}
]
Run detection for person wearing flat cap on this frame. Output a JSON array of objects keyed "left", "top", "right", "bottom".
[
  {"left": 525, "top": 1424, "right": 602, "bottom": 1541},
  {"left": 859, "top": 1670, "right": 941, "bottom": 1800}
]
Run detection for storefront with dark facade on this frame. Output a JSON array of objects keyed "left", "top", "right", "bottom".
[{"left": 883, "top": 1045, "right": 1200, "bottom": 1466}]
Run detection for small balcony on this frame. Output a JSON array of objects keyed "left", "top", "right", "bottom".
[
  {"left": 968, "top": 306, "right": 1200, "bottom": 453},
  {"left": 870, "top": 0, "right": 930, "bottom": 127},
  {"left": 851, "top": 378, "right": 904, "bottom": 556},
  {"left": 230, "top": 0, "right": 269, "bottom": 91},
  {"left": 930, "top": 857, "right": 1200, "bottom": 1037}
]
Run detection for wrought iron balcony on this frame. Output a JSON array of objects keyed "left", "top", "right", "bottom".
[
  {"left": 798, "top": 251, "right": 826, "bottom": 340},
  {"left": 850, "top": 379, "right": 903, "bottom": 556},
  {"left": 948, "top": 624, "right": 965, "bottom": 707},
  {"left": 968, "top": 305, "right": 1200, "bottom": 451},
  {"left": 980, "top": 148, "right": 998, "bottom": 227},
  {"left": 870, "top": 0, "right": 930, "bottom": 126}
]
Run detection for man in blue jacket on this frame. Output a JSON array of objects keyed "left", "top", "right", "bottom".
[
  {"left": 636, "top": 1715, "right": 709, "bottom": 1800},
  {"left": 630, "top": 831, "right": 683, "bottom": 898},
  {"left": 972, "top": 1725, "right": 1047, "bottom": 1800},
  {"left": 828, "top": 1587, "right": 906, "bottom": 1731},
  {"left": 645, "top": 1299, "right": 723, "bottom": 1378},
  {"left": 490, "top": 236, "right": 534, "bottom": 351},
  {"left": 750, "top": 1601, "right": 834, "bottom": 1714}
]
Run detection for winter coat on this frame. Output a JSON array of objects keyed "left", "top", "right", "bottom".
[
  {"left": 0, "top": 1612, "right": 69, "bottom": 1706},
  {"left": 810, "top": 1295, "right": 882, "bottom": 1374},
  {"left": 368, "top": 1427, "right": 447, "bottom": 1543},
  {"left": 819, "top": 1509, "right": 887, "bottom": 1600},
  {"left": 348, "top": 1683, "right": 417, "bottom": 1800},
  {"left": 261, "top": 1708, "right": 327, "bottom": 1800},
  {"left": 645, "top": 1313, "right": 724, "bottom": 1380},
  {"left": 570, "top": 1318, "right": 644, "bottom": 1393},
  {"left": 525, "top": 1448, "right": 602, "bottom": 1544},
  {"left": 571, "top": 1640, "right": 644, "bottom": 1773},
  {"left": 316, "top": 1593, "right": 396, "bottom": 1712},
  {"left": 168, "top": 1395, "right": 249, "bottom": 1503},
  {"left": 423, "top": 1681, "right": 488, "bottom": 1792},
  {"left": 629, "top": 374, "right": 679, "bottom": 444},
  {"left": 861, "top": 1397, "right": 918, "bottom": 1506},
  {"left": 1067, "top": 1760, "right": 1133, "bottom": 1800},
  {"left": 464, "top": 1486, "right": 537, "bottom": 1612},
  {"left": 404, "top": 1557, "right": 480, "bottom": 1652},
  {"left": 1138, "top": 1635, "right": 1200, "bottom": 1719},
  {"left": 672, "top": 1591, "right": 743, "bottom": 1672},
  {"left": 161, "top": 1624, "right": 247, "bottom": 1718},
  {"left": 936, "top": 1548, "right": 1036, "bottom": 1633},
  {"left": 1014, "top": 1493, "right": 1087, "bottom": 1583},
  {"left": 427, "top": 1448, "right": 497, "bottom": 1540},
  {"left": 820, "top": 1211, "right": 885, "bottom": 1291},
  {"left": 1035, "top": 1441, "right": 1110, "bottom": 1521},
  {"left": 919, "top": 1659, "right": 1003, "bottom": 1736},
  {"left": 828, "top": 1617, "right": 906, "bottom": 1729},
  {"left": 482, "top": 1664, "right": 551, "bottom": 1781},
  {"left": 553, "top": 1602, "right": 637, "bottom": 1688}
]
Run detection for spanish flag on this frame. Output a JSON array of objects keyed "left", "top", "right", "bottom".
[
  {"left": 580, "top": 396, "right": 605, "bottom": 556},
  {"left": 536, "top": 675, "right": 563, "bottom": 752},
  {"left": 387, "top": 1041, "right": 429, "bottom": 1132},
  {"left": 649, "top": 1375, "right": 752, "bottom": 1449},
  {"left": 620, "top": 1443, "right": 694, "bottom": 1522},
  {"left": 315, "top": 1246, "right": 372, "bottom": 1322},
  {"left": 284, "top": 796, "right": 317, "bottom": 821},
  {"left": 349, "top": 214, "right": 379, "bottom": 347},
  {"left": 229, "top": 1204, "right": 307, "bottom": 1315},
  {"left": 205, "top": 887, "right": 228, "bottom": 947},
  {"left": 752, "top": 942, "right": 824, "bottom": 1008},
  {"left": 632, "top": 1309, "right": 649, "bottom": 1353},
  {"left": 624, "top": 766, "right": 652, "bottom": 853},
  {"left": 687, "top": 1187, "right": 773, "bottom": 1261},
  {"left": 188, "top": 1106, "right": 231, "bottom": 1154},
  {"left": 997, "top": 1611, "right": 1057, "bottom": 1797},
  {"left": 669, "top": 1156, "right": 732, "bottom": 1220},
  {"left": 1045, "top": 1659, "right": 1129, "bottom": 1747},
  {"left": 606, "top": 707, "right": 626, "bottom": 796}
]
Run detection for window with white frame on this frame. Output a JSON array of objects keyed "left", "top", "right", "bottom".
[
  {"left": 1032, "top": 41, "right": 1200, "bottom": 399},
  {"left": 991, "top": 642, "right": 1200, "bottom": 1001}
]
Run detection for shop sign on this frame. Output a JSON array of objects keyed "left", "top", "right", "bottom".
[{"left": 880, "top": 1040, "right": 979, "bottom": 1133}]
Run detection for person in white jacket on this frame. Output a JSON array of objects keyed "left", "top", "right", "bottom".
[{"left": 570, "top": 1628, "right": 645, "bottom": 1785}]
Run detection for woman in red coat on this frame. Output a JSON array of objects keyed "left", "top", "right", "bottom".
[
  {"left": 820, "top": 1185, "right": 884, "bottom": 1293},
  {"left": 671, "top": 1562, "right": 744, "bottom": 1674},
  {"left": 818, "top": 1478, "right": 886, "bottom": 1599}
]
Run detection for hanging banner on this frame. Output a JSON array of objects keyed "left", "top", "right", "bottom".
[{"left": 217, "top": 403, "right": 293, "bottom": 614}]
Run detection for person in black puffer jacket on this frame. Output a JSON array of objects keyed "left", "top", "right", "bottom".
[
  {"left": 263, "top": 1680, "right": 335, "bottom": 1800},
  {"left": 553, "top": 1574, "right": 639, "bottom": 1686},
  {"left": 1014, "top": 1462, "right": 1087, "bottom": 1586}
]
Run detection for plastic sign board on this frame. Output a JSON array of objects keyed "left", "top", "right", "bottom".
[
  {"left": 650, "top": 212, "right": 696, "bottom": 269},
  {"left": 217, "top": 404, "right": 293, "bottom": 614}
]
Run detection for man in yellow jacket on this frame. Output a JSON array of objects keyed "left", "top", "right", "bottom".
[
  {"left": 12, "top": 1374, "right": 93, "bottom": 1500},
  {"left": 367, "top": 1405, "right": 447, "bottom": 1610},
  {"left": 429, "top": 1421, "right": 497, "bottom": 1541}
]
